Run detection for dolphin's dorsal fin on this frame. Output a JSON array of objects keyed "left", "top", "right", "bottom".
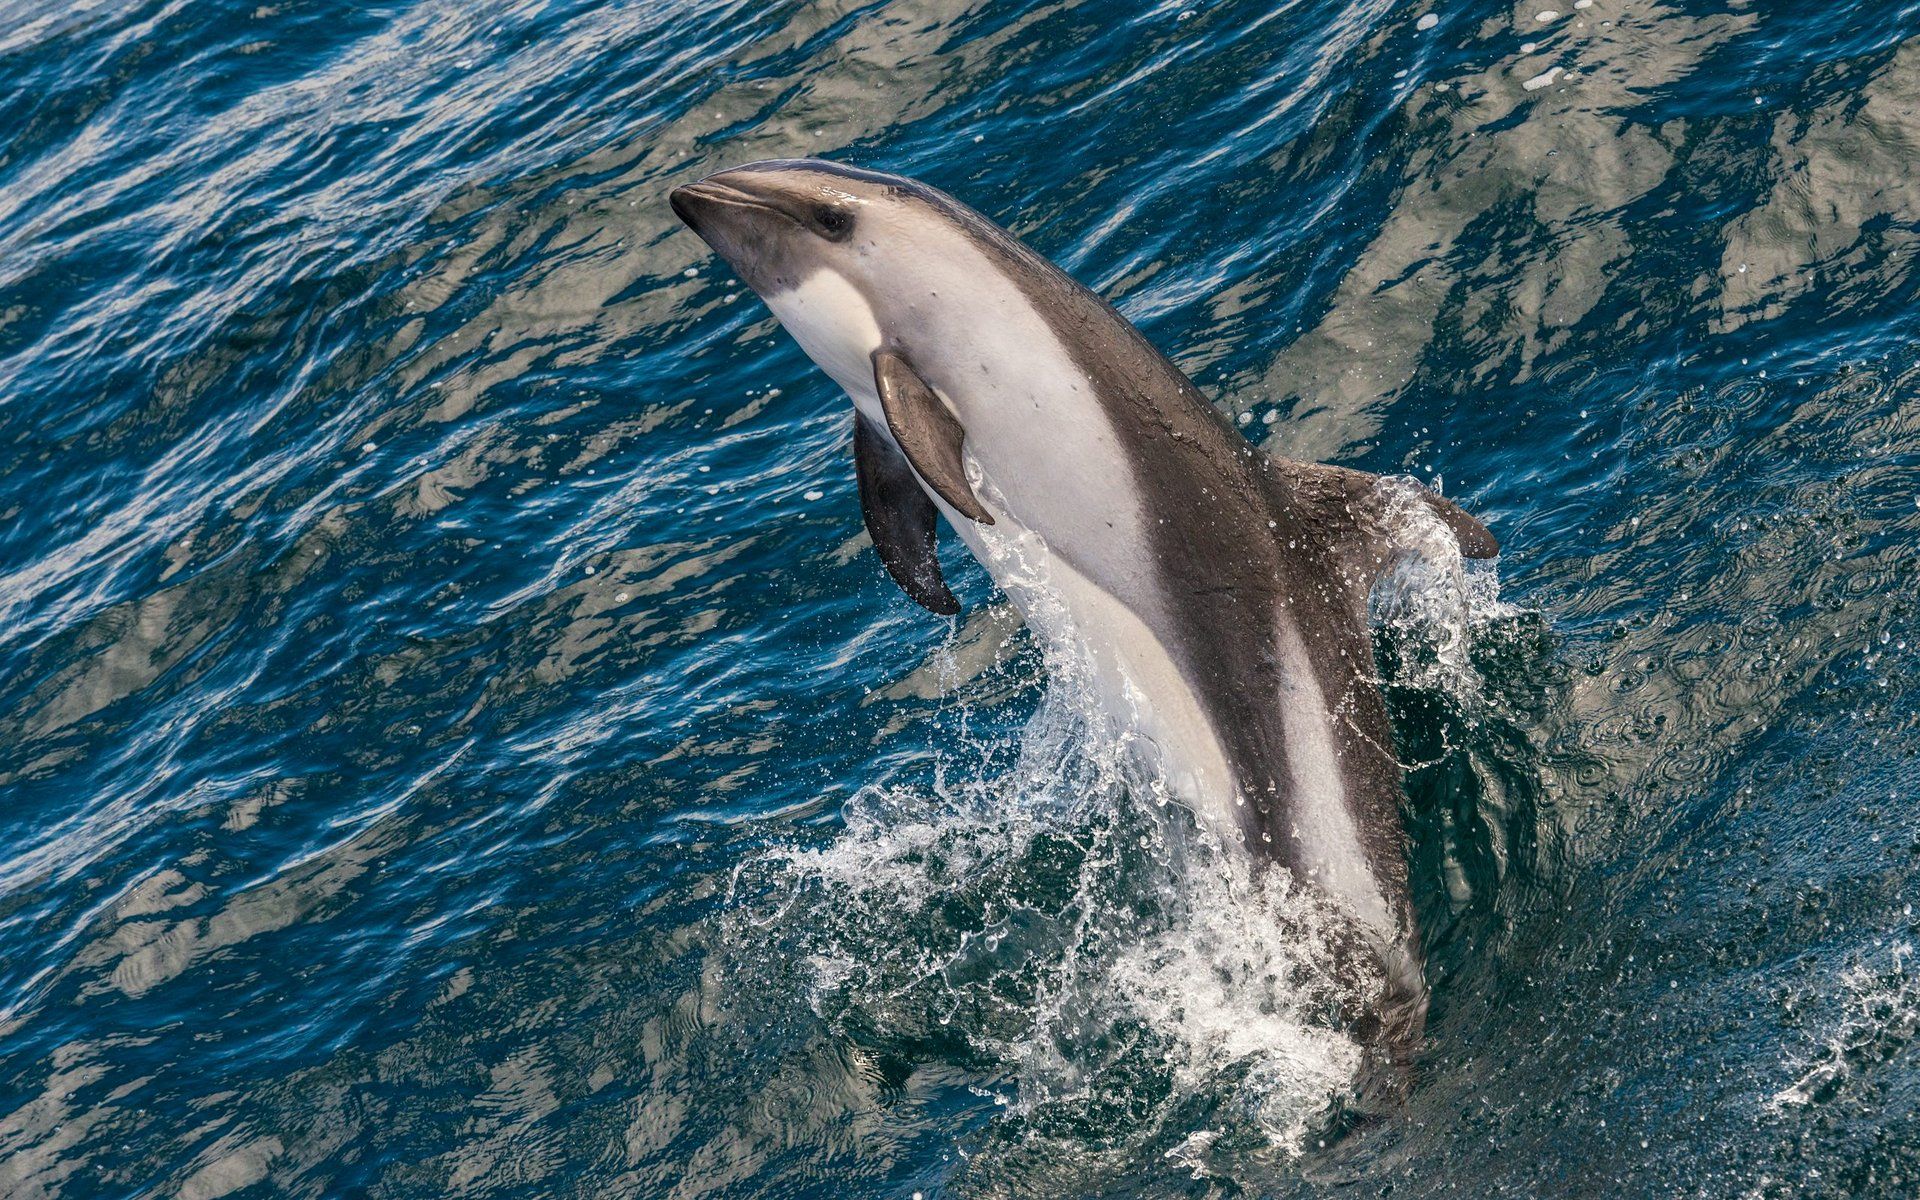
[
  {"left": 853, "top": 412, "right": 960, "bottom": 615},
  {"left": 1405, "top": 481, "right": 1498, "bottom": 558},
  {"left": 872, "top": 349, "right": 994, "bottom": 525},
  {"left": 1273, "top": 459, "right": 1498, "bottom": 588}
]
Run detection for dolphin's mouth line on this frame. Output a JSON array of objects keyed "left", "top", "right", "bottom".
[{"left": 671, "top": 181, "right": 801, "bottom": 228}]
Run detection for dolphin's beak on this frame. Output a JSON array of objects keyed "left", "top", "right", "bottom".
[
  {"left": 670, "top": 171, "right": 807, "bottom": 291},
  {"left": 667, "top": 181, "right": 722, "bottom": 231},
  {"left": 669, "top": 177, "right": 785, "bottom": 236}
]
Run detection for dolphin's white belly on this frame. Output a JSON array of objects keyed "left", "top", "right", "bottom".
[
  {"left": 943, "top": 502, "right": 1243, "bottom": 837},
  {"left": 769, "top": 254, "right": 1148, "bottom": 571}
]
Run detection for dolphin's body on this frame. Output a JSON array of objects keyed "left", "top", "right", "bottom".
[{"left": 670, "top": 160, "right": 1497, "bottom": 1067}]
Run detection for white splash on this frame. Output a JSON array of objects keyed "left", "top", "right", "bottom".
[
  {"left": 1104, "top": 863, "right": 1369, "bottom": 1147},
  {"left": 767, "top": 629, "right": 1367, "bottom": 1154},
  {"left": 1768, "top": 941, "right": 1920, "bottom": 1112},
  {"left": 1372, "top": 476, "right": 1516, "bottom": 699}
]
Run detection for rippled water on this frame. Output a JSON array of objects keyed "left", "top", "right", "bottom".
[{"left": 5, "top": 1, "right": 1920, "bottom": 1196}]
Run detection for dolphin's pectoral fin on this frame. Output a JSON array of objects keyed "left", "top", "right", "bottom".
[
  {"left": 853, "top": 412, "right": 961, "bottom": 616},
  {"left": 872, "top": 349, "right": 994, "bottom": 525}
]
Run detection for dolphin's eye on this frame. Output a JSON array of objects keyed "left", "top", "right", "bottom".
[{"left": 815, "top": 206, "right": 852, "bottom": 239}]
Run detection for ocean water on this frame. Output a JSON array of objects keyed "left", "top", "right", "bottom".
[{"left": 4, "top": 0, "right": 1920, "bottom": 1195}]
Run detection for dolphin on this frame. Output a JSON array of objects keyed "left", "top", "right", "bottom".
[{"left": 669, "top": 159, "right": 1498, "bottom": 1080}]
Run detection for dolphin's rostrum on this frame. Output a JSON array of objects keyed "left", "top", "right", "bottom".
[{"left": 671, "top": 159, "right": 1498, "bottom": 1092}]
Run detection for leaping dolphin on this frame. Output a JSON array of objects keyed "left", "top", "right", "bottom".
[{"left": 670, "top": 159, "right": 1498, "bottom": 1082}]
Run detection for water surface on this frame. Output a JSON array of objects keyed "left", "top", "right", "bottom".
[{"left": 3, "top": 0, "right": 1920, "bottom": 1196}]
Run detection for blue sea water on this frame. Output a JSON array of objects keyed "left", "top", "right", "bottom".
[{"left": 4, "top": 0, "right": 1920, "bottom": 1195}]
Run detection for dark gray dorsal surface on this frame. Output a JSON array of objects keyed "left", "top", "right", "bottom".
[{"left": 853, "top": 412, "right": 960, "bottom": 616}]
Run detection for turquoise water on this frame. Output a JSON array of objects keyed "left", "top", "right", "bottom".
[{"left": 4, "top": 0, "right": 1920, "bottom": 1195}]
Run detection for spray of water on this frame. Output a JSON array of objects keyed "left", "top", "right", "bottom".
[{"left": 1372, "top": 477, "right": 1517, "bottom": 701}]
